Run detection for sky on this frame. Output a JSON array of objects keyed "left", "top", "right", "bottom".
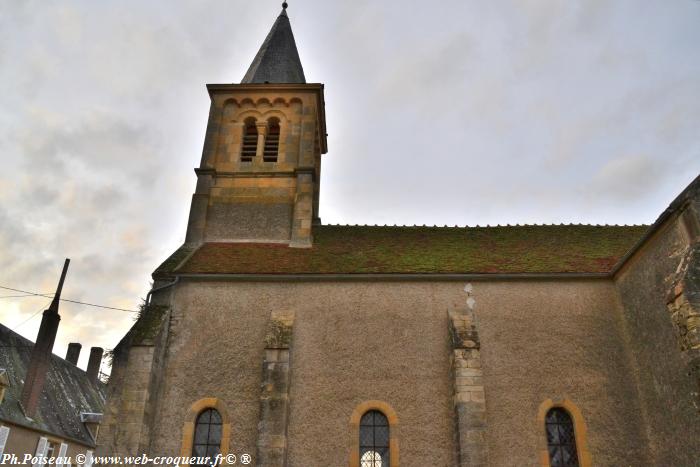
[{"left": 0, "top": 0, "right": 699, "bottom": 374}]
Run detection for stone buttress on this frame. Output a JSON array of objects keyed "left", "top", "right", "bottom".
[
  {"left": 255, "top": 311, "right": 295, "bottom": 466},
  {"left": 449, "top": 300, "right": 489, "bottom": 467}
]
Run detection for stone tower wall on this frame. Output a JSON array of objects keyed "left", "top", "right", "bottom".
[{"left": 185, "top": 86, "right": 326, "bottom": 247}]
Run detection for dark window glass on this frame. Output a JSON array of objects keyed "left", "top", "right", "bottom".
[
  {"left": 192, "top": 408, "right": 222, "bottom": 465},
  {"left": 241, "top": 119, "right": 258, "bottom": 162},
  {"left": 263, "top": 118, "right": 280, "bottom": 162},
  {"left": 360, "top": 410, "right": 389, "bottom": 467},
  {"left": 546, "top": 408, "right": 580, "bottom": 467},
  {"left": 45, "top": 442, "right": 56, "bottom": 463}
]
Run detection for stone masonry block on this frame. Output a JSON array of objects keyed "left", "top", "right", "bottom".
[
  {"left": 456, "top": 403, "right": 487, "bottom": 428},
  {"left": 470, "top": 390, "right": 486, "bottom": 403},
  {"left": 456, "top": 368, "right": 482, "bottom": 377}
]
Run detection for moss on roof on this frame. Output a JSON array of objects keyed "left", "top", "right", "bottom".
[
  {"left": 153, "top": 243, "right": 198, "bottom": 278},
  {"left": 155, "top": 224, "right": 648, "bottom": 276},
  {"left": 131, "top": 305, "right": 169, "bottom": 345}
]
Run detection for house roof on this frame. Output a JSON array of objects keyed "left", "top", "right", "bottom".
[
  {"left": 154, "top": 224, "right": 648, "bottom": 277},
  {"left": 0, "top": 324, "right": 105, "bottom": 446},
  {"left": 241, "top": 6, "right": 306, "bottom": 84}
]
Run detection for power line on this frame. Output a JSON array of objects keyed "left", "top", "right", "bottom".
[
  {"left": 11, "top": 299, "right": 53, "bottom": 331},
  {"left": 0, "top": 285, "right": 139, "bottom": 313},
  {"left": 0, "top": 285, "right": 52, "bottom": 298},
  {"left": 60, "top": 298, "right": 139, "bottom": 313},
  {"left": 0, "top": 293, "right": 50, "bottom": 299}
]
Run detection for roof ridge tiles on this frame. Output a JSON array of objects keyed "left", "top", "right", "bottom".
[{"left": 317, "top": 223, "right": 648, "bottom": 229}]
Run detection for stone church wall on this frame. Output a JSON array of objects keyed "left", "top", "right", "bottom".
[
  {"left": 142, "top": 279, "right": 649, "bottom": 466},
  {"left": 614, "top": 185, "right": 700, "bottom": 466}
]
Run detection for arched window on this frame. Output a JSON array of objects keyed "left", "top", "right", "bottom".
[
  {"left": 241, "top": 118, "right": 258, "bottom": 162},
  {"left": 545, "top": 408, "right": 580, "bottom": 467},
  {"left": 263, "top": 117, "right": 280, "bottom": 162},
  {"left": 193, "top": 408, "right": 222, "bottom": 459},
  {"left": 360, "top": 410, "right": 389, "bottom": 467},
  {"left": 181, "top": 398, "right": 231, "bottom": 462}
]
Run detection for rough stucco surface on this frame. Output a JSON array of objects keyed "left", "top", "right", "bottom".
[
  {"left": 615, "top": 218, "right": 700, "bottom": 466},
  {"left": 148, "top": 285, "right": 264, "bottom": 459},
  {"left": 285, "top": 283, "right": 455, "bottom": 466},
  {"left": 205, "top": 202, "right": 293, "bottom": 242},
  {"left": 146, "top": 280, "right": 649, "bottom": 466},
  {"left": 475, "top": 281, "right": 649, "bottom": 466}
]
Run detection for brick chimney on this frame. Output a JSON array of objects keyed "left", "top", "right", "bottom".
[
  {"left": 20, "top": 259, "right": 70, "bottom": 418},
  {"left": 87, "top": 347, "right": 104, "bottom": 381},
  {"left": 66, "top": 343, "right": 81, "bottom": 366}
]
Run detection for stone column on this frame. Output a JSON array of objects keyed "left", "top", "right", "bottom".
[
  {"left": 256, "top": 122, "right": 268, "bottom": 161},
  {"left": 449, "top": 286, "right": 489, "bottom": 467},
  {"left": 256, "top": 311, "right": 295, "bottom": 467}
]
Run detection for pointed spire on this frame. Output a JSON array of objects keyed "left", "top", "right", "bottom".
[{"left": 242, "top": 3, "right": 306, "bottom": 84}]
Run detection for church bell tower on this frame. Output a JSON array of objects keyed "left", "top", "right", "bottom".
[{"left": 185, "top": 3, "right": 327, "bottom": 248}]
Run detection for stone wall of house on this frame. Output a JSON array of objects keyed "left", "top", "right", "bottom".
[
  {"left": 614, "top": 180, "right": 700, "bottom": 466},
  {"left": 139, "top": 279, "right": 649, "bottom": 466}
]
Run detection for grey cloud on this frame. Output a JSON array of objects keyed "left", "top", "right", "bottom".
[
  {"left": 17, "top": 113, "right": 158, "bottom": 176},
  {"left": 590, "top": 154, "right": 666, "bottom": 200}
]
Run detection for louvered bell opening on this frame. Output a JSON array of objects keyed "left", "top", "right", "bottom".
[
  {"left": 263, "top": 119, "right": 280, "bottom": 162},
  {"left": 241, "top": 120, "right": 258, "bottom": 162}
]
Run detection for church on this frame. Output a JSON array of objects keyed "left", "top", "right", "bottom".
[{"left": 98, "top": 4, "right": 700, "bottom": 466}]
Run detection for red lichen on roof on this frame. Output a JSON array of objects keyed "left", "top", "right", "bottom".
[{"left": 156, "top": 224, "right": 648, "bottom": 276}]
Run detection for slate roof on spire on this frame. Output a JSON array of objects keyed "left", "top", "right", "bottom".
[{"left": 241, "top": 6, "right": 306, "bottom": 84}]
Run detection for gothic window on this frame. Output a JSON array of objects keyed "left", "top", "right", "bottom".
[
  {"left": 360, "top": 410, "right": 389, "bottom": 467},
  {"left": 241, "top": 118, "right": 258, "bottom": 162},
  {"left": 545, "top": 408, "right": 580, "bottom": 467},
  {"left": 263, "top": 117, "right": 280, "bottom": 162},
  {"left": 193, "top": 409, "right": 222, "bottom": 460}
]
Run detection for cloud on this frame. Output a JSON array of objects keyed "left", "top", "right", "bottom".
[
  {"left": 15, "top": 111, "right": 161, "bottom": 190},
  {"left": 591, "top": 154, "right": 664, "bottom": 200}
]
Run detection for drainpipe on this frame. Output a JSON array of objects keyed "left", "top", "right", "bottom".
[{"left": 145, "top": 276, "right": 179, "bottom": 306}]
